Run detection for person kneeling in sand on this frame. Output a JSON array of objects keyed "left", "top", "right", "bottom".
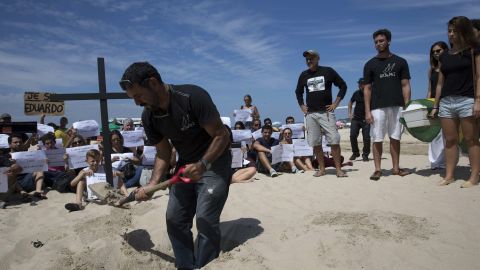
[{"left": 65, "top": 149, "right": 128, "bottom": 211}]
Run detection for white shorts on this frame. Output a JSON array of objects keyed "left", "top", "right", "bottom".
[{"left": 370, "top": 106, "right": 404, "bottom": 142}]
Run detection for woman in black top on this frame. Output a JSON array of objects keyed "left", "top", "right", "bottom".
[
  {"left": 427, "top": 41, "right": 449, "bottom": 99},
  {"left": 427, "top": 41, "right": 448, "bottom": 170},
  {"left": 430, "top": 16, "right": 480, "bottom": 188}
]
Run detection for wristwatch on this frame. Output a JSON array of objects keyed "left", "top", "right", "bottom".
[{"left": 200, "top": 158, "right": 211, "bottom": 170}]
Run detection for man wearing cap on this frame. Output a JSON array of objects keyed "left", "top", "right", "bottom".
[
  {"left": 348, "top": 78, "right": 370, "bottom": 162},
  {"left": 119, "top": 62, "right": 232, "bottom": 270},
  {"left": 295, "top": 50, "right": 348, "bottom": 177},
  {"left": 0, "top": 113, "right": 11, "bottom": 123}
]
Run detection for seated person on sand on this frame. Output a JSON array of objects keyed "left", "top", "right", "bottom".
[
  {"left": 313, "top": 134, "right": 352, "bottom": 169},
  {"left": 227, "top": 125, "right": 257, "bottom": 183},
  {"left": 263, "top": 118, "right": 279, "bottom": 132},
  {"left": 280, "top": 128, "right": 314, "bottom": 171},
  {"left": 253, "top": 125, "right": 280, "bottom": 177},
  {"left": 109, "top": 130, "right": 143, "bottom": 188},
  {"left": 251, "top": 119, "right": 262, "bottom": 132},
  {"left": 40, "top": 132, "right": 68, "bottom": 187},
  {"left": 279, "top": 128, "right": 305, "bottom": 173},
  {"left": 65, "top": 149, "right": 128, "bottom": 211},
  {"left": 8, "top": 133, "right": 47, "bottom": 200}
]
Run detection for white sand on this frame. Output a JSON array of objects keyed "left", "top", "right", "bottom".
[{"left": 1, "top": 144, "right": 480, "bottom": 269}]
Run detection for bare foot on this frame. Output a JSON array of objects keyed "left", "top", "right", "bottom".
[
  {"left": 313, "top": 170, "right": 326, "bottom": 177},
  {"left": 460, "top": 181, "right": 478, "bottom": 188},
  {"left": 437, "top": 179, "right": 455, "bottom": 186}
]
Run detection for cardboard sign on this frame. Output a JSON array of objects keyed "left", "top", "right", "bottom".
[
  {"left": 11, "top": 150, "right": 48, "bottom": 173},
  {"left": 73, "top": 120, "right": 100, "bottom": 138},
  {"left": 121, "top": 130, "right": 145, "bottom": 147},
  {"left": 142, "top": 146, "right": 156, "bottom": 166},
  {"left": 231, "top": 148, "right": 243, "bottom": 168},
  {"left": 271, "top": 144, "right": 294, "bottom": 164},
  {"left": 24, "top": 92, "right": 64, "bottom": 116},
  {"left": 66, "top": 144, "right": 99, "bottom": 169},
  {"left": 0, "top": 167, "right": 8, "bottom": 193}
]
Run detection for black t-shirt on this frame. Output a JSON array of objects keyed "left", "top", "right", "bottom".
[
  {"left": 350, "top": 90, "right": 366, "bottom": 120},
  {"left": 142, "top": 84, "right": 222, "bottom": 164},
  {"left": 255, "top": 137, "right": 279, "bottom": 150},
  {"left": 363, "top": 54, "right": 410, "bottom": 110},
  {"left": 440, "top": 48, "right": 480, "bottom": 99},
  {"left": 429, "top": 70, "right": 439, "bottom": 99},
  {"left": 295, "top": 66, "right": 347, "bottom": 112}
]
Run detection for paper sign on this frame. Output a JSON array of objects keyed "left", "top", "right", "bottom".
[
  {"left": 73, "top": 120, "right": 100, "bottom": 138},
  {"left": 0, "top": 167, "right": 8, "bottom": 192},
  {"left": 37, "top": 124, "right": 55, "bottom": 137},
  {"left": 135, "top": 126, "right": 144, "bottom": 131},
  {"left": 86, "top": 173, "right": 107, "bottom": 200},
  {"left": 252, "top": 129, "right": 262, "bottom": 140},
  {"left": 231, "top": 148, "right": 243, "bottom": 168},
  {"left": 0, "top": 134, "right": 9, "bottom": 149},
  {"left": 121, "top": 130, "right": 145, "bottom": 147},
  {"left": 231, "top": 130, "right": 252, "bottom": 142},
  {"left": 24, "top": 91, "right": 65, "bottom": 116},
  {"left": 234, "top": 109, "right": 252, "bottom": 123},
  {"left": 11, "top": 150, "right": 48, "bottom": 173},
  {"left": 111, "top": 153, "right": 134, "bottom": 170},
  {"left": 45, "top": 148, "right": 66, "bottom": 167},
  {"left": 66, "top": 144, "right": 99, "bottom": 169},
  {"left": 221, "top": 117, "right": 231, "bottom": 127},
  {"left": 271, "top": 144, "right": 294, "bottom": 164},
  {"left": 322, "top": 135, "right": 331, "bottom": 154},
  {"left": 281, "top": 124, "right": 305, "bottom": 139},
  {"left": 142, "top": 146, "right": 156, "bottom": 166},
  {"left": 293, "top": 139, "right": 313, "bottom": 157}
]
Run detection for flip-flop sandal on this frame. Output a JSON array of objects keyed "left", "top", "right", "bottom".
[
  {"left": 370, "top": 171, "right": 382, "bottom": 181},
  {"left": 65, "top": 203, "right": 83, "bottom": 212},
  {"left": 392, "top": 169, "right": 410, "bottom": 177},
  {"left": 336, "top": 173, "right": 348, "bottom": 178},
  {"left": 313, "top": 171, "right": 326, "bottom": 177}
]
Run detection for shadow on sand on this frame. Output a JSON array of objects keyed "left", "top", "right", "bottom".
[{"left": 220, "top": 217, "right": 264, "bottom": 252}]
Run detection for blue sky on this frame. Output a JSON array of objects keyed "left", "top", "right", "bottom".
[{"left": 1, "top": 0, "right": 479, "bottom": 125}]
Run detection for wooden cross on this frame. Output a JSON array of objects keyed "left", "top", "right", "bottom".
[{"left": 50, "top": 58, "right": 129, "bottom": 185}]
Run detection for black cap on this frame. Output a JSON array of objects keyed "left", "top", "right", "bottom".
[
  {"left": 357, "top": 78, "right": 365, "bottom": 84},
  {"left": 0, "top": 113, "right": 11, "bottom": 119}
]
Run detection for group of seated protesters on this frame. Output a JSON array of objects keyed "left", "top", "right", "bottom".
[
  {"left": 0, "top": 112, "right": 352, "bottom": 209},
  {"left": 231, "top": 116, "right": 351, "bottom": 181},
  {"left": 0, "top": 115, "right": 179, "bottom": 211}
]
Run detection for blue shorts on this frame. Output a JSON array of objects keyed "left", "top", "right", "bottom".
[
  {"left": 17, "top": 173, "right": 36, "bottom": 192},
  {"left": 439, "top": 96, "right": 474, "bottom": 118}
]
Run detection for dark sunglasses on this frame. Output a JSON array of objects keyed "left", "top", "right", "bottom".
[
  {"left": 119, "top": 77, "right": 150, "bottom": 91},
  {"left": 432, "top": 49, "right": 443, "bottom": 54}
]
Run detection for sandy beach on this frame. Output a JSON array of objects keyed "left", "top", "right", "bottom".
[{"left": 1, "top": 134, "right": 479, "bottom": 270}]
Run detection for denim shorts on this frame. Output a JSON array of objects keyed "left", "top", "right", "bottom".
[{"left": 439, "top": 96, "right": 474, "bottom": 118}]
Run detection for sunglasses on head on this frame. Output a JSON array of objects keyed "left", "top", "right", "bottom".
[{"left": 119, "top": 77, "right": 151, "bottom": 91}]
